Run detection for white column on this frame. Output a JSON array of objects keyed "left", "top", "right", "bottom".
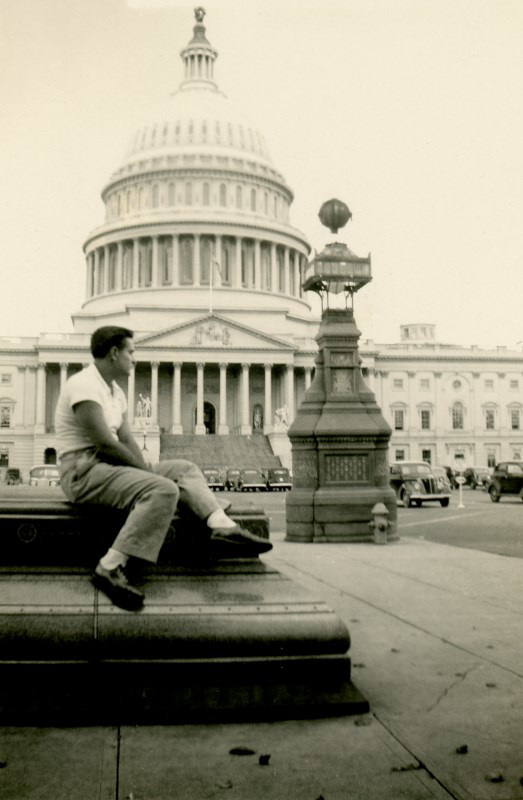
[
  {"left": 234, "top": 236, "right": 242, "bottom": 287},
  {"left": 128, "top": 366, "right": 135, "bottom": 425},
  {"left": 151, "top": 236, "right": 159, "bottom": 286},
  {"left": 194, "top": 233, "right": 201, "bottom": 286},
  {"left": 241, "top": 363, "right": 251, "bottom": 435},
  {"left": 171, "top": 362, "right": 183, "bottom": 433},
  {"left": 218, "top": 362, "right": 229, "bottom": 434},
  {"left": 116, "top": 242, "right": 123, "bottom": 290},
  {"left": 132, "top": 238, "right": 139, "bottom": 288},
  {"left": 60, "top": 362, "right": 68, "bottom": 392},
  {"left": 284, "top": 247, "right": 290, "bottom": 295},
  {"left": 150, "top": 361, "right": 159, "bottom": 425},
  {"left": 35, "top": 363, "right": 46, "bottom": 430},
  {"left": 104, "top": 245, "right": 110, "bottom": 293},
  {"left": 305, "top": 366, "right": 312, "bottom": 390},
  {"left": 270, "top": 243, "right": 278, "bottom": 293},
  {"left": 286, "top": 363, "right": 295, "bottom": 423},
  {"left": 195, "top": 362, "right": 206, "bottom": 434},
  {"left": 254, "top": 239, "right": 261, "bottom": 290},
  {"left": 264, "top": 363, "right": 273, "bottom": 434},
  {"left": 172, "top": 234, "right": 179, "bottom": 286}
]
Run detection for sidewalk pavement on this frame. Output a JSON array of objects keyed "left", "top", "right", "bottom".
[{"left": 1, "top": 530, "right": 522, "bottom": 800}]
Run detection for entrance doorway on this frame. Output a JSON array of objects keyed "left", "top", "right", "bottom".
[
  {"left": 194, "top": 402, "right": 216, "bottom": 434},
  {"left": 44, "top": 447, "right": 57, "bottom": 465}
]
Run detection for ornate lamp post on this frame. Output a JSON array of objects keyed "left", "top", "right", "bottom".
[{"left": 286, "top": 199, "right": 398, "bottom": 543}]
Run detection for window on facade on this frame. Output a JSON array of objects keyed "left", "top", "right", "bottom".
[
  {"left": 138, "top": 239, "right": 152, "bottom": 287},
  {"left": 394, "top": 409, "right": 405, "bottom": 430},
  {"left": 200, "top": 236, "right": 214, "bottom": 285},
  {"left": 215, "top": 122, "right": 221, "bottom": 142},
  {"left": 108, "top": 247, "right": 117, "bottom": 291},
  {"left": 219, "top": 183, "right": 227, "bottom": 207},
  {"left": 185, "top": 182, "right": 193, "bottom": 205},
  {"left": 0, "top": 446, "right": 8, "bottom": 466},
  {"left": 168, "top": 182, "right": 175, "bottom": 206},
  {"left": 264, "top": 192, "right": 268, "bottom": 215},
  {"left": 487, "top": 450, "right": 497, "bottom": 468},
  {"left": 126, "top": 190, "right": 132, "bottom": 213},
  {"left": 485, "top": 379, "right": 494, "bottom": 390},
  {"left": 116, "top": 194, "right": 121, "bottom": 217},
  {"left": 510, "top": 379, "right": 519, "bottom": 389},
  {"left": 289, "top": 252, "right": 296, "bottom": 295},
  {"left": 179, "top": 236, "right": 194, "bottom": 284},
  {"left": 420, "top": 378, "right": 430, "bottom": 390},
  {"left": 511, "top": 409, "right": 520, "bottom": 430},
  {"left": 220, "top": 238, "right": 234, "bottom": 285},
  {"left": 202, "top": 183, "right": 210, "bottom": 206},
  {"left": 393, "top": 378, "right": 403, "bottom": 390},
  {"left": 241, "top": 240, "right": 254, "bottom": 288},
  {"left": 122, "top": 242, "right": 133, "bottom": 289},
  {"left": 485, "top": 409, "right": 495, "bottom": 430},
  {"left": 422, "top": 449, "right": 432, "bottom": 464},
  {"left": 138, "top": 187, "right": 144, "bottom": 209},
  {"left": 453, "top": 379, "right": 461, "bottom": 390},
  {"left": 0, "top": 406, "right": 11, "bottom": 429},
  {"left": 421, "top": 409, "right": 431, "bottom": 430},
  {"left": 452, "top": 403, "right": 464, "bottom": 430},
  {"left": 513, "top": 450, "right": 522, "bottom": 460},
  {"left": 159, "top": 237, "right": 172, "bottom": 285},
  {"left": 250, "top": 188, "right": 256, "bottom": 212},
  {"left": 236, "top": 185, "right": 243, "bottom": 209},
  {"left": 151, "top": 184, "right": 159, "bottom": 208},
  {"left": 261, "top": 243, "right": 271, "bottom": 291},
  {"left": 1, "top": 374, "right": 12, "bottom": 386},
  {"left": 395, "top": 449, "right": 405, "bottom": 461}
]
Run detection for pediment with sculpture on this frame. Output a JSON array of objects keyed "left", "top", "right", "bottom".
[{"left": 136, "top": 314, "right": 294, "bottom": 351}]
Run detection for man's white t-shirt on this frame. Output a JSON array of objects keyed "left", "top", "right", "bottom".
[{"left": 55, "top": 363, "right": 127, "bottom": 459}]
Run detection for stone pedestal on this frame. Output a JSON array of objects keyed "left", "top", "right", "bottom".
[{"left": 286, "top": 308, "right": 398, "bottom": 543}]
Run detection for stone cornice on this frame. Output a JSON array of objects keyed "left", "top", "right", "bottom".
[{"left": 377, "top": 353, "right": 523, "bottom": 364}]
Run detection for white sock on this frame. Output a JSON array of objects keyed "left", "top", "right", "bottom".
[
  {"left": 99, "top": 548, "right": 128, "bottom": 570},
  {"left": 207, "top": 509, "right": 236, "bottom": 530}
]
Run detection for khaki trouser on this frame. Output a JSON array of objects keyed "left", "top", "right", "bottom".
[{"left": 60, "top": 451, "right": 227, "bottom": 563}]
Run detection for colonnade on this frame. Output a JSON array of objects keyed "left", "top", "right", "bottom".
[{"left": 85, "top": 234, "right": 306, "bottom": 300}]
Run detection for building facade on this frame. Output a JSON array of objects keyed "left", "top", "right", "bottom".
[{"left": 1, "top": 12, "right": 522, "bottom": 478}]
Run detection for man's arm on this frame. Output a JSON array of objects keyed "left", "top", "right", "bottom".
[
  {"left": 73, "top": 401, "right": 147, "bottom": 469},
  {"left": 117, "top": 417, "right": 149, "bottom": 469}
]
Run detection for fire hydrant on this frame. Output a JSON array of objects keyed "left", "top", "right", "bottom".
[{"left": 369, "top": 502, "right": 391, "bottom": 545}]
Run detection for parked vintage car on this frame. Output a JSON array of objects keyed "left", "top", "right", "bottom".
[
  {"left": 5, "top": 468, "right": 23, "bottom": 485},
  {"left": 265, "top": 467, "right": 292, "bottom": 491},
  {"left": 487, "top": 461, "right": 523, "bottom": 502},
  {"left": 28, "top": 464, "right": 60, "bottom": 488},
  {"left": 225, "top": 468, "right": 241, "bottom": 491},
  {"left": 237, "top": 468, "right": 266, "bottom": 492},
  {"left": 432, "top": 466, "right": 452, "bottom": 494},
  {"left": 390, "top": 461, "right": 451, "bottom": 508},
  {"left": 463, "top": 466, "right": 491, "bottom": 490},
  {"left": 202, "top": 467, "right": 225, "bottom": 491}
]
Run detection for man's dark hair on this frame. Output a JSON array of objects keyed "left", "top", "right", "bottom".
[{"left": 90, "top": 326, "right": 134, "bottom": 358}]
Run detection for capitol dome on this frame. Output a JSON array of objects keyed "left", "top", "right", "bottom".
[{"left": 75, "top": 7, "right": 313, "bottom": 350}]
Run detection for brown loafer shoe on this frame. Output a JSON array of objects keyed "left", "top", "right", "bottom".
[
  {"left": 209, "top": 525, "right": 272, "bottom": 557},
  {"left": 93, "top": 563, "right": 144, "bottom": 611}
]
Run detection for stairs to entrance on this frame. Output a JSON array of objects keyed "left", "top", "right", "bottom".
[{"left": 160, "top": 434, "right": 282, "bottom": 471}]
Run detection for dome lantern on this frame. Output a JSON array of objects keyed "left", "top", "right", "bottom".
[{"left": 179, "top": 7, "right": 219, "bottom": 91}]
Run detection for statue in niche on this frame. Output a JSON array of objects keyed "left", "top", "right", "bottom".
[{"left": 252, "top": 404, "right": 263, "bottom": 432}]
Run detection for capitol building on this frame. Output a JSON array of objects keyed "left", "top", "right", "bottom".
[{"left": 1, "top": 9, "right": 523, "bottom": 477}]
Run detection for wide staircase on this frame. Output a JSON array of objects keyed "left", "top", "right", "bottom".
[{"left": 160, "top": 433, "right": 282, "bottom": 472}]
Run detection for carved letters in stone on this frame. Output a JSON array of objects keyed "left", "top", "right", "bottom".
[
  {"left": 332, "top": 369, "right": 353, "bottom": 394},
  {"left": 325, "top": 454, "right": 368, "bottom": 483}
]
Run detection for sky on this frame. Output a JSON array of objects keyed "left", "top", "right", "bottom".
[{"left": 1, "top": 0, "right": 523, "bottom": 348}]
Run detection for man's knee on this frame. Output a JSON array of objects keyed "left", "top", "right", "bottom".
[{"left": 145, "top": 473, "right": 179, "bottom": 510}]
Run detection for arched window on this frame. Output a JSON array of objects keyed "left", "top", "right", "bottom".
[
  {"left": 221, "top": 237, "right": 234, "bottom": 285},
  {"left": 452, "top": 402, "right": 464, "bottom": 430},
  {"left": 168, "top": 182, "right": 175, "bottom": 205},
  {"left": 215, "top": 122, "right": 221, "bottom": 142},
  {"left": 236, "top": 185, "right": 243, "bottom": 209},
  {"left": 188, "top": 121, "right": 194, "bottom": 142},
  {"left": 264, "top": 192, "right": 268, "bottom": 215},
  {"left": 202, "top": 182, "right": 210, "bottom": 206},
  {"left": 241, "top": 240, "right": 254, "bottom": 288},
  {"left": 159, "top": 237, "right": 172, "bottom": 285},
  {"left": 250, "top": 188, "right": 256, "bottom": 211},
  {"left": 126, "top": 190, "right": 132, "bottom": 213},
  {"left": 261, "top": 243, "right": 271, "bottom": 290},
  {"left": 108, "top": 246, "right": 117, "bottom": 291},
  {"left": 185, "top": 182, "right": 193, "bottom": 205},
  {"left": 200, "top": 236, "right": 214, "bottom": 284},
  {"left": 138, "top": 187, "right": 144, "bottom": 209},
  {"left": 151, "top": 184, "right": 159, "bottom": 208},
  {"left": 219, "top": 183, "right": 227, "bottom": 207},
  {"left": 179, "top": 236, "right": 194, "bottom": 284},
  {"left": 138, "top": 239, "right": 152, "bottom": 287},
  {"left": 122, "top": 242, "right": 133, "bottom": 289},
  {"left": 276, "top": 246, "right": 285, "bottom": 292},
  {"left": 116, "top": 194, "right": 121, "bottom": 217},
  {"left": 202, "top": 122, "right": 207, "bottom": 142},
  {"left": 97, "top": 250, "right": 105, "bottom": 294}
]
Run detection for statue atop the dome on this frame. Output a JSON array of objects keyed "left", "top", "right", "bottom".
[{"left": 194, "top": 7, "right": 206, "bottom": 23}]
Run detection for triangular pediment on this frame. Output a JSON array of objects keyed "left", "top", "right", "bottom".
[{"left": 136, "top": 314, "right": 294, "bottom": 351}]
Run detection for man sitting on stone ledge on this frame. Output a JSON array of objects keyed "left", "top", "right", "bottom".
[{"left": 55, "top": 325, "right": 271, "bottom": 611}]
